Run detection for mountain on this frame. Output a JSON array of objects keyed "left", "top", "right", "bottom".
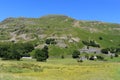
[{"left": 0, "top": 15, "right": 120, "bottom": 56}]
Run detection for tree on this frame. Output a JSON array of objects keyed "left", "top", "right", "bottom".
[
  {"left": 21, "top": 42, "right": 34, "bottom": 57},
  {"left": 35, "top": 49, "right": 47, "bottom": 61},
  {"left": 0, "top": 42, "right": 34, "bottom": 60},
  {"left": 0, "top": 43, "right": 11, "bottom": 59},
  {"left": 35, "top": 46, "right": 49, "bottom": 61},
  {"left": 8, "top": 43, "right": 22, "bottom": 60},
  {"left": 72, "top": 50, "right": 80, "bottom": 58},
  {"left": 0, "top": 43, "right": 22, "bottom": 60},
  {"left": 42, "top": 46, "right": 49, "bottom": 58}
]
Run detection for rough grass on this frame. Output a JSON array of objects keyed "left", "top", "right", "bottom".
[
  {"left": 0, "top": 58, "right": 120, "bottom": 80},
  {"left": 0, "top": 15, "right": 120, "bottom": 57}
]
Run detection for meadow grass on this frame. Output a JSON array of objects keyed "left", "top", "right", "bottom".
[{"left": 0, "top": 58, "right": 120, "bottom": 80}]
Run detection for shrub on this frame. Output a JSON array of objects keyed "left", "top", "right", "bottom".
[
  {"left": 89, "top": 56, "right": 94, "bottom": 60},
  {"left": 115, "top": 53, "right": 119, "bottom": 57},
  {"left": 72, "top": 50, "right": 80, "bottom": 58},
  {"left": 90, "top": 40, "right": 100, "bottom": 48},
  {"left": 101, "top": 48, "right": 109, "bottom": 54},
  {"left": 101, "top": 47, "right": 119, "bottom": 54},
  {"left": 77, "top": 58, "right": 83, "bottom": 62},
  {"left": 110, "top": 55, "right": 113, "bottom": 59},
  {"left": 99, "top": 37, "right": 103, "bottom": 40},
  {"left": 45, "top": 38, "right": 56, "bottom": 45},
  {"left": 109, "top": 47, "right": 116, "bottom": 53},
  {"left": 96, "top": 55, "right": 104, "bottom": 60},
  {"left": 45, "top": 39, "right": 51, "bottom": 44},
  {"left": 82, "top": 40, "right": 100, "bottom": 48},
  {"left": 61, "top": 55, "right": 64, "bottom": 59},
  {"left": 82, "top": 40, "right": 90, "bottom": 46},
  {"left": 85, "top": 53, "right": 89, "bottom": 59},
  {"left": 116, "top": 48, "right": 120, "bottom": 53}
]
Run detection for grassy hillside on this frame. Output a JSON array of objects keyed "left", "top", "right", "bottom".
[{"left": 0, "top": 15, "right": 120, "bottom": 56}]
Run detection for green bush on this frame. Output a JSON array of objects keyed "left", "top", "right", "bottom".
[
  {"left": 72, "top": 50, "right": 80, "bottom": 58},
  {"left": 101, "top": 47, "right": 119, "bottom": 54},
  {"left": 115, "top": 53, "right": 119, "bottom": 57},
  {"left": 89, "top": 55, "right": 95, "bottom": 60},
  {"left": 82, "top": 40, "right": 100, "bottom": 48},
  {"left": 45, "top": 38, "right": 56, "bottom": 45},
  {"left": 96, "top": 55, "right": 104, "bottom": 60},
  {"left": 101, "top": 48, "right": 109, "bottom": 54},
  {"left": 116, "top": 48, "right": 120, "bottom": 53},
  {"left": 61, "top": 55, "right": 64, "bottom": 59},
  {"left": 85, "top": 53, "right": 89, "bottom": 59},
  {"left": 99, "top": 37, "right": 103, "bottom": 40}
]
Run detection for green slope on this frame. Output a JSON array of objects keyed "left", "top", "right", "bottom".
[{"left": 0, "top": 15, "right": 120, "bottom": 56}]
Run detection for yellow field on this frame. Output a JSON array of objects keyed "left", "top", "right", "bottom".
[{"left": 0, "top": 58, "right": 120, "bottom": 80}]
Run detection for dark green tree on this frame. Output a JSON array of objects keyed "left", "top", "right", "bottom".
[
  {"left": 42, "top": 45, "right": 49, "bottom": 58},
  {"left": 0, "top": 42, "right": 34, "bottom": 60},
  {"left": 0, "top": 43, "right": 11, "bottom": 59},
  {"left": 35, "top": 46, "right": 49, "bottom": 61},
  {"left": 9, "top": 43, "right": 22, "bottom": 60},
  {"left": 21, "top": 42, "right": 34, "bottom": 57},
  {"left": 35, "top": 49, "right": 47, "bottom": 61}
]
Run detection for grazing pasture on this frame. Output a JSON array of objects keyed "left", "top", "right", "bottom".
[{"left": 0, "top": 58, "right": 120, "bottom": 80}]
